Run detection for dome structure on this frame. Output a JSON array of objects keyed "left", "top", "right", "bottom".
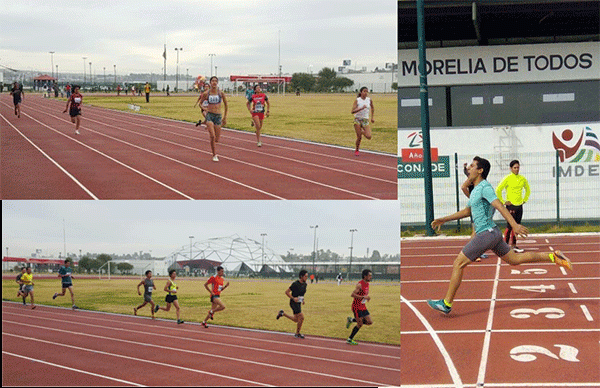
[{"left": 165, "top": 234, "right": 291, "bottom": 275}]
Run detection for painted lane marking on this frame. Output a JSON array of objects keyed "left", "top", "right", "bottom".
[
  {"left": 401, "top": 296, "right": 463, "bottom": 388},
  {"left": 477, "top": 257, "right": 502, "bottom": 386},
  {"left": 580, "top": 305, "right": 593, "bottom": 321},
  {"left": 1, "top": 351, "right": 144, "bottom": 386},
  {"left": 568, "top": 283, "right": 578, "bottom": 294}
]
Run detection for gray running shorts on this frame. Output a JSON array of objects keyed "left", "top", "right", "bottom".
[{"left": 462, "top": 227, "right": 511, "bottom": 261}]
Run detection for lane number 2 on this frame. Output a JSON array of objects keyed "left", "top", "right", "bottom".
[{"left": 510, "top": 345, "right": 580, "bottom": 362}]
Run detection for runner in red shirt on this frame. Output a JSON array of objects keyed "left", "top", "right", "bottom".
[
  {"left": 201, "top": 266, "right": 229, "bottom": 328},
  {"left": 346, "top": 269, "right": 373, "bottom": 345},
  {"left": 63, "top": 85, "right": 83, "bottom": 135},
  {"left": 246, "top": 85, "right": 270, "bottom": 147}
]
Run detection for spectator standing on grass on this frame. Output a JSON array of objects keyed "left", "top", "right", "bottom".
[
  {"left": 144, "top": 82, "right": 151, "bottom": 103},
  {"left": 337, "top": 273, "right": 343, "bottom": 286},
  {"left": 495, "top": 160, "right": 531, "bottom": 253},
  {"left": 155, "top": 269, "right": 184, "bottom": 324},
  {"left": 21, "top": 267, "right": 36, "bottom": 309},
  {"left": 52, "top": 259, "right": 79, "bottom": 310},
  {"left": 134, "top": 270, "right": 156, "bottom": 319},
  {"left": 201, "top": 266, "right": 230, "bottom": 328},
  {"left": 276, "top": 269, "right": 308, "bottom": 339},
  {"left": 351, "top": 87, "right": 374, "bottom": 157},
  {"left": 345, "top": 269, "right": 373, "bottom": 345},
  {"left": 66, "top": 83, "right": 71, "bottom": 98}
]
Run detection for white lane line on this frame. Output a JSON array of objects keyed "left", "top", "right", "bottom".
[
  {"left": 580, "top": 305, "right": 594, "bottom": 321},
  {"left": 1, "top": 304, "right": 400, "bottom": 360},
  {"left": 8, "top": 107, "right": 195, "bottom": 199},
  {"left": 1, "top": 351, "right": 144, "bottom": 386},
  {"left": 2, "top": 332, "right": 273, "bottom": 386},
  {"left": 560, "top": 267, "right": 568, "bottom": 275},
  {"left": 400, "top": 296, "right": 463, "bottom": 388},
  {"left": 23, "top": 106, "right": 283, "bottom": 199},
  {"left": 1, "top": 312, "right": 399, "bottom": 372},
  {"left": 568, "top": 282, "right": 578, "bottom": 294},
  {"left": 477, "top": 257, "right": 502, "bottom": 386},
  {"left": 0, "top": 113, "right": 98, "bottom": 199},
  {"left": 2, "top": 321, "right": 389, "bottom": 386}
]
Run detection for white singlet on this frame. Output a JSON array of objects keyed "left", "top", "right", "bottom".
[{"left": 354, "top": 97, "right": 371, "bottom": 120}]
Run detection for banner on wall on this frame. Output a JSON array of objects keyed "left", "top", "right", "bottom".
[{"left": 397, "top": 42, "right": 600, "bottom": 87}]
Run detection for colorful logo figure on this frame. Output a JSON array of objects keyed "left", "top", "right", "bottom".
[
  {"left": 552, "top": 126, "right": 600, "bottom": 163},
  {"left": 407, "top": 131, "right": 423, "bottom": 148}
]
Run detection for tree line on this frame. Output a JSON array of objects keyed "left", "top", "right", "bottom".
[{"left": 290, "top": 68, "right": 354, "bottom": 93}]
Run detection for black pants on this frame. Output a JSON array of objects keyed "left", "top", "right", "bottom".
[
  {"left": 505, "top": 204, "right": 523, "bottom": 245},
  {"left": 145, "top": 93, "right": 150, "bottom": 103}
]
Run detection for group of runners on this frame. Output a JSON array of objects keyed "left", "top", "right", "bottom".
[
  {"left": 18, "top": 262, "right": 375, "bottom": 345},
  {"left": 8, "top": 79, "right": 376, "bottom": 160}
]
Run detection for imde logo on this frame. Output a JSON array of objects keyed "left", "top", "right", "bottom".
[{"left": 552, "top": 126, "right": 600, "bottom": 178}]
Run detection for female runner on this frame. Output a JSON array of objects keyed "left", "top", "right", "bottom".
[
  {"left": 246, "top": 84, "right": 270, "bottom": 147},
  {"left": 198, "top": 76, "right": 228, "bottom": 162},
  {"left": 351, "top": 87, "right": 374, "bottom": 156}
]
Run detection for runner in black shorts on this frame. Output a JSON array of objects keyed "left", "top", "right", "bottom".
[
  {"left": 10, "top": 82, "right": 23, "bottom": 118},
  {"left": 276, "top": 269, "right": 308, "bottom": 339},
  {"left": 15, "top": 267, "right": 27, "bottom": 305},
  {"left": 63, "top": 85, "right": 83, "bottom": 135},
  {"left": 155, "top": 270, "right": 184, "bottom": 324}
]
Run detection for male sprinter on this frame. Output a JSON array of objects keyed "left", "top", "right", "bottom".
[
  {"left": 201, "top": 266, "right": 229, "bottom": 328},
  {"left": 52, "top": 259, "right": 79, "bottom": 309},
  {"left": 427, "top": 156, "right": 572, "bottom": 314},
  {"left": 346, "top": 269, "right": 373, "bottom": 345},
  {"left": 277, "top": 269, "right": 308, "bottom": 338}
]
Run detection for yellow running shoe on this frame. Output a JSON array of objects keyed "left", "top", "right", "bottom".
[{"left": 554, "top": 250, "right": 573, "bottom": 271}]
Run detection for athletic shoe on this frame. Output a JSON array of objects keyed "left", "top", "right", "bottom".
[
  {"left": 427, "top": 299, "right": 451, "bottom": 315},
  {"left": 195, "top": 121, "right": 201, "bottom": 127},
  {"left": 154, "top": 304, "right": 160, "bottom": 313},
  {"left": 479, "top": 253, "right": 488, "bottom": 259},
  {"left": 212, "top": 155, "right": 219, "bottom": 162},
  {"left": 346, "top": 316, "right": 353, "bottom": 329},
  {"left": 75, "top": 130, "right": 80, "bottom": 135},
  {"left": 52, "top": 293, "right": 58, "bottom": 300},
  {"left": 346, "top": 338, "right": 358, "bottom": 345},
  {"left": 513, "top": 247, "right": 524, "bottom": 253},
  {"left": 553, "top": 250, "right": 573, "bottom": 271},
  {"left": 22, "top": 298, "right": 26, "bottom": 306},
  {"left": 354, "top": 150, "right": 360, "bottom": 156},
  {"left": 251, "top": 121, "right": 254, "bottom": 127},
  {"left": 133, "top": 307, "right": 137, "bottom": 315},
  {"left": 276, "top": 310, "right": 284, "bottom": 320},
  {"left": 177, "top": 319, "right": 184, "bottom": 324},
  {"left": 294, "top": 333, "right": 305, "bottom": 339},
  {"left": 201, "top": 321, "right": 208, "bottom": 328},
  {"left": 72, "top": 305, "right": 79, "bottom": 310},
  {"left": 257, "top": 141, "right": 262, "bottom": 147}
]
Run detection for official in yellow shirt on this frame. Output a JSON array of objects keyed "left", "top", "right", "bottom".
[{"left": 496, "top": 160, "right": 530, "bottom": 252}]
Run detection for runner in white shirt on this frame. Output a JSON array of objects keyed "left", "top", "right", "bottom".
[{"left": 351, "top": 87, "right": 374, "bottom": 156}]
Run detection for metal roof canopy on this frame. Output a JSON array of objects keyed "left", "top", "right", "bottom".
[{"left": 398, "top": 0, "right": 599, "bottom": 48}]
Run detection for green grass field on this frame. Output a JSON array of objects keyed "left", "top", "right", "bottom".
[
  {"left": 3, "top": 276, "right": 400, "bottom": 345},
  {"left": 80, "top": 93, "right": 397, "bottom": 154}
]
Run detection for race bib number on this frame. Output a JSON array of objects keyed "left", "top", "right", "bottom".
[
  {"left": 361, "top": 298, "right": 367, "bottom": 304},
  {"left": 297, "top": 296, "right": 304, "bottom": 303},
  {"left": 148, "top": 286, "right": 153, "bottom": 293},
  {"left": 218, "top": 285, "right": 223, "bottom": 291},
  {"left": 255, "top": 102, "right": 264, "bottom": 112},
  {"left": 74, "top": 97, "right": 82, "bottom": 104}
]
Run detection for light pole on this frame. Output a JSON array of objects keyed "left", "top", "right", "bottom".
[
  {"left": 113, "top": 65, "right": 116, "bottom": 88},
  {"left": 82, "top": 57, "right": 87, "bottom": 85},
  {"left": 189, "top": 236, "right": 194, "bottom": 261},
  {"left": 175, "top": 48, "right": 183, "bottom": 92},
  {"left": 49, "top": 51, "right": 55, "bottom": 79},
  {"left": 260, "top": 233, "right": 267, "bottom": 270},
  {"left": 310, "top": 225, "right": 318, "bottom": 273},
  {"left": 103, "top": 67, "right": 106, "bottom": 87},
  {"left": 349, "top": 229, "right": 357, "bottom": 280},
  {"left": 208, "top": 54, "right": 215, "bottom": 77},
  {"left": 89, "top": 62, "right": 92, "bottom": 86},
  {"left": 186, "top": 68, "right": 189, "bottom": 91},
  {"left": 56, "top": 65, "right": 59, "bottom": 82},
  {"left": 5, "top": 247, "right": 8, "bottom": 259}
]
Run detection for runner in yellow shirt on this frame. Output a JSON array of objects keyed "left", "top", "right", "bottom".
[
  {"left": 496, "top": 160, "right": 531, "bottom": 252},
  {"left": 21, "top": 267, "right": 36, "bottom": 309}
]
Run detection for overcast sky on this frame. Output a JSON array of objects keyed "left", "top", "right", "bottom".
[
  {"left": 1, "top": 1, "right": 396, "bottom": 77},
  {"left": 2, "top": 201, "right": 400, "bottom": 259}
]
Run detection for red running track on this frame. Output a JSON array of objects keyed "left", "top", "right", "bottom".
[
  {"left": 0, "top": 95, "right": 396, "bottom": 199},
  {"left": 2, "top": 302, "right": 400, "bottom": 386},
  {"left": 400, "top": 233, "right": 600, "bottom": 387}
]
